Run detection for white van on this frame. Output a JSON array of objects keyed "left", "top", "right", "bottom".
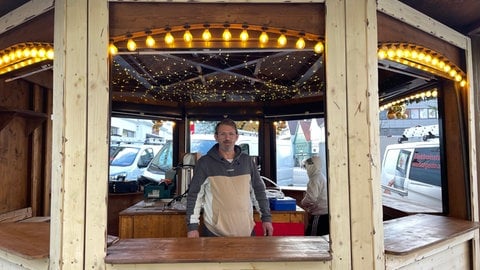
[
  {"left": 109, "top": 144, "right": 163, "bottom": 182},
  {"left": 380, "top": 139, "right": 443, "bottom": 212}
]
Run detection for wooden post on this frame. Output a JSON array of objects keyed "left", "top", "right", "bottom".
[
  {"left": 326, "top": 0, "right": 384, "bottom": 268},
  {"left": 51, "top": 0, "right": 109, "bottom": 269}
]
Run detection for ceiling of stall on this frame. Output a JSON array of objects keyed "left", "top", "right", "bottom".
[{"left": 0, "top": 1, "right": 479, "bottom": 117}]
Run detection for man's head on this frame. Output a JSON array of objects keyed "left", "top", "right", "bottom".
[{"left": 214, "top": 118, "right": 239, "bottom": 151}]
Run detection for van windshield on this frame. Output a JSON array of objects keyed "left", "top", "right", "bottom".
[
  {"left": 110, "top": 147, "right": 140, "bottom": 166},
  {"left": 191, "top": 139, "right": 217, "bottom": 156}
]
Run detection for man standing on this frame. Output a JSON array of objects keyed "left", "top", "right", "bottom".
[{"left": 186, "top": 118, "right": 273, "bottom": 237}]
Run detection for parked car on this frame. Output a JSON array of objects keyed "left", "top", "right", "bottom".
[
  {"left": 380, "top": 139, "right": 443, "bottom": 212},
  {"left": 109, "top": 144, "right": 163, "bottom": 182}
]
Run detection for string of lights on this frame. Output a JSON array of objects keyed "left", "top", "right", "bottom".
[{"left": 108, "top": 23, "right": 325, "bottom": 54}]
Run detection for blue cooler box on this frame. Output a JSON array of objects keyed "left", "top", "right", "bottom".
[{"left": 269, "top": 196, "right": 296, "bottom": 211}]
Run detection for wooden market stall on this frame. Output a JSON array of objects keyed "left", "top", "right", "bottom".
[{"left": 0, "top": 1, "right": 478, "bottom": 269}]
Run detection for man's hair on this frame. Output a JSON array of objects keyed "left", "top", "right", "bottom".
[{"left": 215, "top": 118, "right": 238, "bottom": 134}]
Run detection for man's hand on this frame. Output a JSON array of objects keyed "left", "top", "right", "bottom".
[
  {"left": 187, "top": 230, "right": 200, "bottom": 238},
  {"left": 262, "top": 222, "right": 274, "bottom": 236}
]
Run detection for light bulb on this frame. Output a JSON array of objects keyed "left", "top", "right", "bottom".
[
  {"left": 165, "top": 32, "right": 174, "bottom": 45},
  {"left": 3, "top": 54, "right": 10, "bottom": 64},
  {"left": 22, "top": 48, "right": 30, "bottom": 57},
  {"left": 314, "top": 42, "right": 324, "bottom": 54},
  {"left": 38, "top": 48, "right": 46, "bottom": 58},
  {"left": 47, "top": 48, "right": 54, "bottom": 59},
  {"left": 183, "top": 30, "right": 193, "bottom": 42},
  {"left": 277, "top": 34, "right": 287, "bottom": 47},
  {"left": 240, "top": 29, "right": 249, "bottom": 42},
  {"left": 30, "top": 48, "right": 38, "bottom": 57},
  {"left": 145, "top": 35, "right": 155, "bottom": 47},
  {"left": 202, "top": 29, "right": 212, "bottom": 41},
  {"left": 15, "top": 48, "right": 22, "bottom": 58},
  {"left": 295, "top": 37, "right": 305, "bottom": 49},
  {"left": 259, "top": 32, "right": 269, "bottom": 44},
  {"left": 222, "top": 29, "right": 232, "bottom": 41},
  {"left": 127, "top": 38, "right": 136, "bottom": 51},
  {"left": 109, "top": 43, "right": 118, "bottom": 55}
]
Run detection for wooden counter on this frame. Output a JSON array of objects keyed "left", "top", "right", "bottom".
[
  {"left": 384, "top": 214, "right": 479, "bottom": 255},
  {"left": 119, "top": 200, "right": 306, "bottom": 238},
  {"left": 106, "top": 236, "right": 331, "bottom": 264},
  {"left": 0, "top": 222, "right": 49, "bottom": 259}
]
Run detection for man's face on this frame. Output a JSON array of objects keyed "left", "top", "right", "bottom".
[{"left": 215, "top": 124, "right": 239, "bottom": 150}]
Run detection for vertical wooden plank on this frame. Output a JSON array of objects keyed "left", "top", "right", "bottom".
[
  {"left": 466, "top": 37, "right": 479, "bottom": 270},
  {"left": 324, "top": 0, "right": 351, "bottom": 269},
  {"left": 85, "top": 0, "right": 109, "bottom": 268},
  {"left": 345, "top": 0, "right": 383, "bottom": 269},
  {"left": 43, "top": 88, "right": 53, "bottom": 216},
  {"left": 51, "top": 0, "right": 88, "bottom": 269},
  {"left": 31, "top": 85, "right": 43, "bottom": 216}
]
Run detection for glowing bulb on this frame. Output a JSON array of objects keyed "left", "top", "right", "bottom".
[
  {"left": 432, "top": 90, "right": 438, "bottom": 97},
  {"left": 277, "top": 34, "right": 287, "bottom": 47},
  {"left": 183, "top": 30, "right": 193, "bottom": 42},
  {"left": 460, "top": 80, "right": 467, "bottom": 87},
  {"left": 109, "top": 43, "right": 118, "bottom": 55},
  {"left": 387, "top": 49, "right": 395, "bottom": 58},
  {"left": 240, "top": 29, "right": 249, "bottom": 42},
  {"left": 46, "top": 48, "right": 54, "bottom": 59},
  {"left": 424, "top": 54, "right": 432, "bottom": 63},
  {"left": 23, "top": 48, "right": 30, "bottom": 57},
  {"left": 2, "top": 54, "right": 10, "bottom": 63},
  {"left": 202, "top": 29, "right": 212, "bottom": 41},
  {"left": 378, "top": 49, "right": 386, "bottom": 59},
  {"left": 455, "top": 74, "right": 462, "bottom": 82},
  {"left": 394, "top": 48, "right": 403, "bottom": 58},
  {"left": 295, "top": 37, "right": 305, "bottom": 49},
  {"left": 411, "top": 50, "right": 418, "bottom": 59},
  {"left": 164, "top": 32, "right": 174, "bottom": 45},
  {"left": 449, "top": 69, "right": 457, "bottom": 77},
  {"left": 127, "top": 38, "right": 136, "bottom": 51},
  {"left": 259, "top": 32, "right": 269, "bottom": 44},
  {"left": 145, "top": 35, "right": 155, "bottom": 47},
  {"left": 222, "top": 29, "right": 232, "bottom": 41},
  {"left": 38, "top": 48, "right": 46, "bottom": 58},
  {"left": 15, "top": 48, "right": 22, "bottom": 58},
  {"left": 314, "top": 42, "right": 324, "bottom": 54}
]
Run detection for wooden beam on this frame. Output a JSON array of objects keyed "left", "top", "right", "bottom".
[
  {"left": 51, "top": 0, "right": 89, "bottom": 268},
  {"left": 377, "top": 0, "right": 467, "bottom": 50},
  {"left": 0, "top": 0, "right": 54, "bottom": 36},
  {"left": 344, "top": 0, "right": 383, "bottom": 268},
  {"left": 324, "top": 0, "right": 351, "bottom": 268},
  {"left": 84, "top": 0, "right": 109, "bottom": 268}
]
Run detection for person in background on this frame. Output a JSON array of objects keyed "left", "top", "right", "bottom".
[
  {"left": 301, "top": 156, "right": 329, "bottom": 236},
  {"left": 185, "top": 118, "right": 274, "bottom": 237}
]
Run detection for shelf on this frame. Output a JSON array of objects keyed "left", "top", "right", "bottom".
[{"left": 0, "top": 107, "right": 48, "bottom": 135}]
